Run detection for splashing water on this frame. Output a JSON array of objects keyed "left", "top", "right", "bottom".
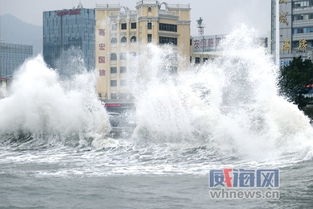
[
  {"left": 0, "top": 26, "right": 313, "bottom": 177},
  {"left": 0, "top": 56, "right": 110, "bottom": 148}
]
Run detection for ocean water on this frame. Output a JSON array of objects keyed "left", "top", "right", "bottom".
[{"left": 0, "top": 26, "right": 313, "bottom": 208}]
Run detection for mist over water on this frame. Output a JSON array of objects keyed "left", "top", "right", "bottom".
[{"left": 0, "top": 26, "right": 313, "bottom": 176}]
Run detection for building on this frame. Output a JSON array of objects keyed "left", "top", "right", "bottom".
[
  {"left": 191, "top": 35, "right": 268, "bottom": 64},
  {"left": 95, "top": 0, "right": 191, "bottom": 101},
  {"left": 0, "top": 42, "right": 33, "bottom": 88},
  {"left": 271, "top": 0, "right": 313, "bottom": 67},
  {"left": 43, "top": 5, "right": 95, "bottom": 71},
  {"left": 191, "top": 35, "right": 224, "bottom": 64}
]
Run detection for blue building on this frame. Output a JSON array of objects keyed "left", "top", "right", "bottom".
[
  {"left": 0, "top": 42, "right": 33, "bottom": 79},
  {"left": 43, "top": 6, "right": 95, "bottom": 71}
]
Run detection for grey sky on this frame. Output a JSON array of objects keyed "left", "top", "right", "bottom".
[{"left": 0, "top": 0, "right": 271, "bottom": 36}]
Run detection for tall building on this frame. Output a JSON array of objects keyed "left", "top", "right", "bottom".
[
  {"left": 95, "top": 0, "right": 191, "bottom": 101},
  {"left": 0, "top": 42, "right": 33, "bottom": 88},
  {"left": 271, "top": 0, "right": 313, "bottom": 66},
  {"left": 43, "top": 5, "right": 95, "bottom": 71}
]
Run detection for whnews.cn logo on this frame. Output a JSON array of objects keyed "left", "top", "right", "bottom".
[{"left": 208, "top": 168, "right": 280, "bottom": 188}]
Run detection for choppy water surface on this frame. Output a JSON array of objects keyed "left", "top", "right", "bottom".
[{"left": 1, "top": 27, "right": 313, "bottom": 208}]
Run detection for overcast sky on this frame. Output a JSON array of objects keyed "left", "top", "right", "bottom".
[{"left": 0, "top": 0, "right": 271, "bottom": 36}]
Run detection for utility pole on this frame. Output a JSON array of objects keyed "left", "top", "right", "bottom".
[
  {"left": 197, "top": 17, "right": 205, "bottom": 63},
  {"left": 276, "top": 0, "right": 280, "bottom": 68}
]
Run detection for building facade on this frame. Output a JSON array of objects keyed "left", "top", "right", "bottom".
[
  {"left": 95, "top": 0, "right": 191, "bottom": 101},
  {"left": 43, "top": 6, "right": 95, "bottom": 71},
  {"left": 271, "top": 0, "right": 313, "bottom": 67},
  {"left": 0, "top": 42, "right": 33, "bottom": 87}
]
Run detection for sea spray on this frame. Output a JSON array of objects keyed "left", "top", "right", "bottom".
[
  {"left": 0, "top": 56, "right": 110, "bottom": 147},
  {"left": 128, "top": 26, "right": 313, "bottom": 161}
]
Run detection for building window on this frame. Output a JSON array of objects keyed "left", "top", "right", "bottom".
[
  {"left": 159, "top": 23, "right": 177, "bottom": 32},
  {"left": 110, "top": 80, "right": 117, "bottom": 87},
  {"left": 110, "top": 53, "right": 117, "bottom": 60},
  {"left": 131, "top": 22, "right": 137, "bottom": 29},
  {"left": 110, "top": 67, "right": 117, "bottom": 74},
  {"left": 111, "top": 38, "right": 117, "bottom": 44},
  {"left": 120, "top": 53, "right": 126, "bottom": 60},
  {"left": 112, "top": 24, "right": 117, "bottom": 31},
  {"left": 121, "top": 36, "right": 127, "bottom": 43},
  {"left": 121, "top": 23, "right": 127, "bottom": 30},
  {"left": 130, "top": 36, "right": 137, "bottom": 43},
  {"left": 148, "top": 7, "right": 152, "bottom": 12},
  {"left": 147, "top": 22, "right": 152, "bottom": 29},
  {"left": 120, "top": 80, "right": 127, "bottom": 86},
  {"left": 120, "top": 66, "right": 127, "bottom": 73},
  {"left": 293, "top": 1, "right": 311, "bottom": 8},
  {"left": 111, "top": 93, "right": 117, "bottom": 99},
  {"left": 203, "top": 58, "right": 208, "bottom": 63},
  {"left": 195, "top": 57, "right": 201, "bottom": 64},
  {"left": 148, "top": 34, "right": 152, "bottom": 43},
  {"left": 159, "top": 36, "right": 177, "bottom": 45}
]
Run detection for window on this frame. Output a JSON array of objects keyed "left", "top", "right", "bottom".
[
  {"left": 159, "top": 36, "right": 177, "bottom": 45},
  {"left": 121, "top": 36, "right": 127, "bottom": 43},
  {"left": 110, "top": 53, "right": 117, "bottom": 60},
  {"left": 130, "top": 36, "right": 137, "bottom": 43},
  {"left": 112, "top": 24, "right": 117, "bottom": 31},
  {"left": 110, "top": 67, "right": 117, "bottom": 74},
  {"left": 131, "top": 22, "right": 137, "bottom": 29},
  {"left": 110, "top": 80, "right": 117, "bottom": 87},
  {"left": 111, "top": 38, "right": 117, "bottom": 44},
  {"left": 121, "top": 23, "right": 127, "bottom": 30},
  {"left": 148, "top": 7, "right": 152, "bottom": 12},
  {"left": 120, "top": 53, "right": 126, "bottom": 60},
  {"left": 120, "top": 80, "right": 127, "bottom": 86},
  {"left": 293, "top": 14, "right": 304, "bottom": 21},
  {"left": 195, "top": 57, "right": 201, "bottom": 64},
  {"left": 111, "top": 93, "right": 117, "bottom": 99},
  {"left": 293, "top": 0, "right": 312, "bottom": 8},
  {"left": 147, "top": 22, "right": 152, "bottom": 29},
  {"left": 120, "top": 66, "right": 127, "bottom": 73},
  {"left": 203, "top": 58, "right": 208, "bottom": 63},
  {"left": 159, "top": 23, "right": 177, "bottom": 32},
  {"left": 148, "top": 34, "right": 152, "bottom": 43}
]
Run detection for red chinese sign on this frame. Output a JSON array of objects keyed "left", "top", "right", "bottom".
[
  {"left": 99, "top": 43, "right": 105, "bottom": 50},
  {"left": 98, "top": 29, "right": 105, "bottom": 36},
  {"left": 98, "top": 56, "right": 105, "bottom": 63},
  {"left": 99, "top": 70, "right": 105, "bottom": 76}
]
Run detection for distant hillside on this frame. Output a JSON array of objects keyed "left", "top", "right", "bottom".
[{"left": 0, "top": 14, "right": 42, "bottom": 55}]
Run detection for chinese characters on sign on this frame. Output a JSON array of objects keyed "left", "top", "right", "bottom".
[
  {"left": 192, "top": 35, "right": 225, "bottom": 52},
  {"left": 98, "top": 29, "right": 105, "bottom": 36},
  {"left": 209, "top": 169, "right": 280, "bottom": 188},
  {"left": 282, "top": 40, "right": 291, "bottom": 52},
  {"left": 298, "top": 39, "right": 308, "bottom": 51},
  {"left": 99, "top": 43, "right": 105, "bottom": 50},
  {"left": 279, "top": 12, "right": 288, "bottom": 25},
  {"left": 99, "top": 70, "right": 105, "bottom": 76},
  {"left": 98, "top": 56, "right": 105, "bottom": 63}
]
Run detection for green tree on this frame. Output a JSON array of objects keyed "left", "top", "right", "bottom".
[{"left": 278, "top": 57, "right": 313, "bottom": 111}]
